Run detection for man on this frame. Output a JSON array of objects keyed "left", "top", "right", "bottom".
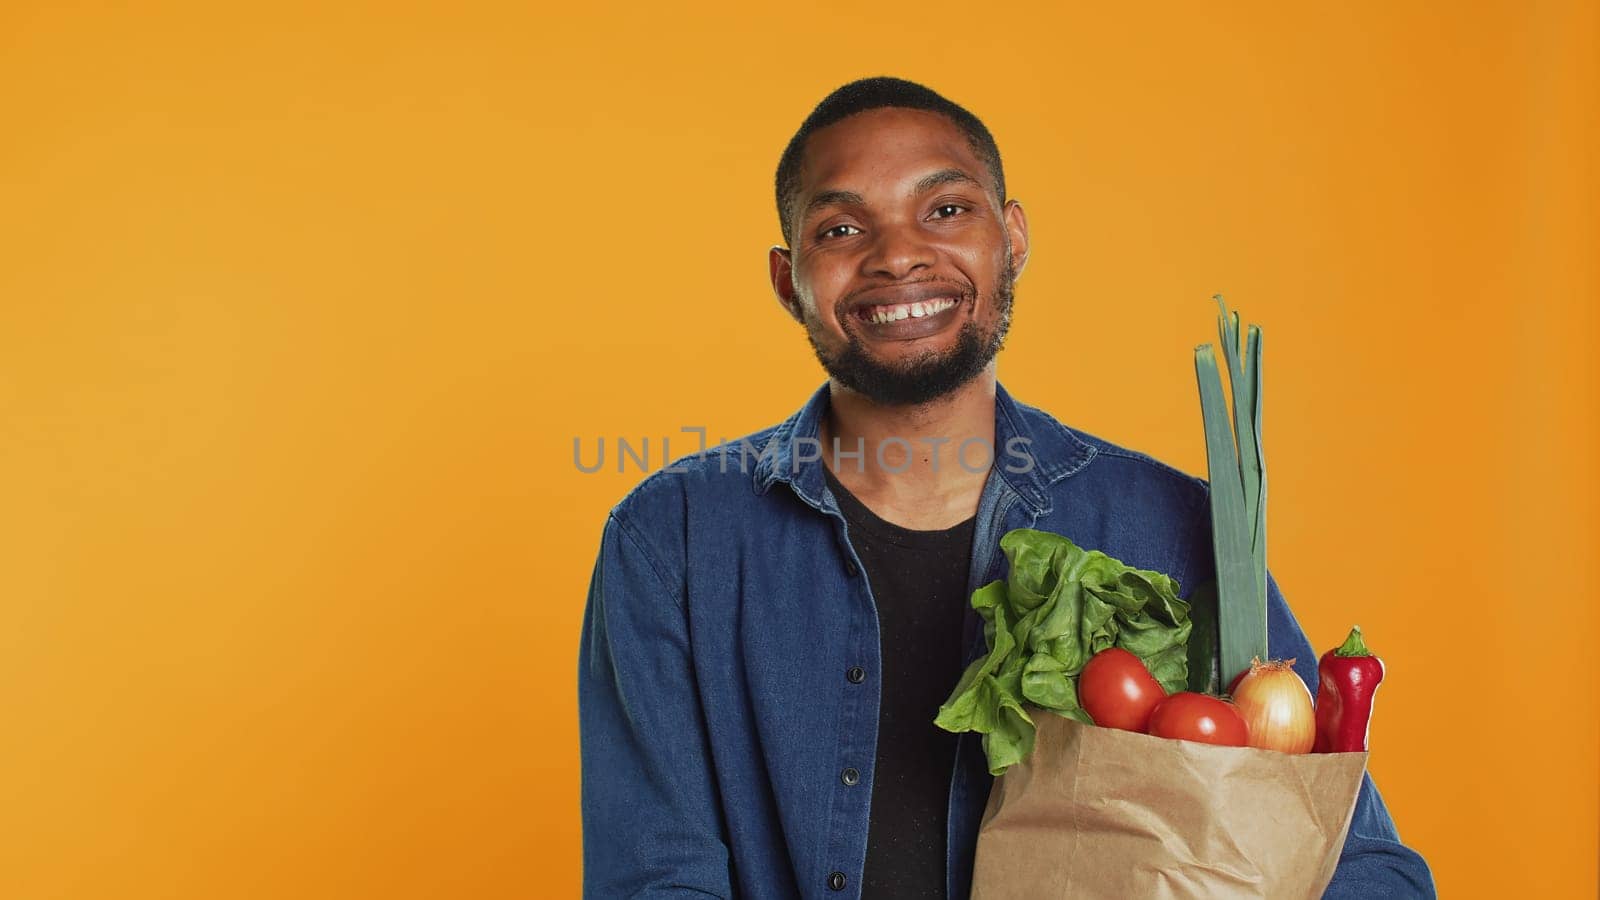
[{"left": 578, "top": 76, "right": 1434, "bottom": 899}]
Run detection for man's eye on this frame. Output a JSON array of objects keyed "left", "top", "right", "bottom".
[
  {"left": 932, "top": 204, "right": 968, "bottom": 218},
  {"left": 821, "top": 224, "right": 861, "bottom": 240}
]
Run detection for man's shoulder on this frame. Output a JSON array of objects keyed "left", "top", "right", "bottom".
[
  {"left": 598, "top": 423, "right": 790, "bottom": 581},
  {"left": 1014, "top": 397, "right": 1217, "bottom": 587},
  {"left": 606, "top": 424, "right": 784, "bottom": 528},
  {"left": 1073, "top": 428, "right": 1209, "bottom": 497},
  {"left": 1011, "top": 396, "right": 1209, "bottom": 508}
]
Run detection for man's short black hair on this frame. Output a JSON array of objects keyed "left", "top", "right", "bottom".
[{"left": 774, "top": 76, "right": 1006, "bottom": 248}]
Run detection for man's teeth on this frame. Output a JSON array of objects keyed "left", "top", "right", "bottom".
[{"left": 864, "top": 297, "right": 959, "bottom": 324}]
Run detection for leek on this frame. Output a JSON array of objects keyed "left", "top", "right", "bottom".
[{"left": 1195, "top": 296, "right": 1267, "bottom": 685}]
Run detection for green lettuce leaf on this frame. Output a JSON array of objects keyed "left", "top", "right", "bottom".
[{"left": 935, "top": 528, "right": 1191, "bottom": 775}]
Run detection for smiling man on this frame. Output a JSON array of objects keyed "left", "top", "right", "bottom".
[{"left": 577, "top": 77, "right": 1435, "bottom": 899}]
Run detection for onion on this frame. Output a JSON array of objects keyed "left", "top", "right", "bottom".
[{"left": 1231, "top": 657, "right": 1316, "bottom": 754}]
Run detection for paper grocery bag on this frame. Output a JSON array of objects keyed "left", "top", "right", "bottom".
[{"left": 971, "top": 713, "right": 1369, "bottom": 900}]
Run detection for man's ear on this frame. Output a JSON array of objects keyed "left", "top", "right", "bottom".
[
  {"left": 1002, "top": 199, "right": 1030, "bottom": 278},
  {"left": 768, "top": 245, "right": 804, "bottom": 325}
]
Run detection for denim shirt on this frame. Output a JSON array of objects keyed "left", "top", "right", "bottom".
[{"left": 578, "top": 380, "right": 1435, "bottom": 899}]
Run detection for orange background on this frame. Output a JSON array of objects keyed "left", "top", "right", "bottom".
[{"left": 2, "top": 2, "right": 1595, "bottom": 897}]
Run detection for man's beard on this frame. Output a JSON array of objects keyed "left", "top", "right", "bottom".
[{"left": 802, "top": 252, "right": 1017, "bottom": 407}]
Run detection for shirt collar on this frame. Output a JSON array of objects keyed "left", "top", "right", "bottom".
[{"left": 751, "top": 379, "right": 1098, "bottom": 516}]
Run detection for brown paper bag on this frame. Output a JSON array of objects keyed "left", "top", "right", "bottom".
[{"left": 971, "top": 713, "right": 1369, "bottom": 899}]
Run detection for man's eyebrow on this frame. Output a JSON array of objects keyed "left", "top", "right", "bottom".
[
  {"left": 802, "top": 169, "right": 986, "bottom": 220},
  {"left": 804, "top": 188, "right": 866, "bottom": 218},
  {"left": 913, "top": 168, "right": 984, "bottom": 194}
]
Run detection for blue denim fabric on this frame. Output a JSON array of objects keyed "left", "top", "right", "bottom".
[{"left": 578, "top": 381, "right": 1435, "bottom": 899}]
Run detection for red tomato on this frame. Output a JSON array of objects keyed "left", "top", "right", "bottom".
[
  {"left": 1079, "top": 648, "right": 1166, "bottom": 732},
  {"left": 1147, "top": 692, "right": 1250, "bottom": 747}
]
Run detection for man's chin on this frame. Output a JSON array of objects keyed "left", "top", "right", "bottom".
[
  {"left": 839, "top": 372, "right": 983, "bottom": 408},
  {"left": 850, "top": 339, "right": 960, "bottom": 371},
  {"left": 823, "top": 347, "right": 989, "bottom": 407}
]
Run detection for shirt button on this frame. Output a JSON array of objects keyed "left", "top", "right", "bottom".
[
  {"left": 841, "top": 767, "right": 860, "bottom": 786},
  {"left": 846, "top": 666, "right": 865, "bottom": 684},
  {"left": 827, "top": 872, "right": 847, "bottom": 891},
  {"left": 843, "top": 559, "right": 859, "bottom": 577}
]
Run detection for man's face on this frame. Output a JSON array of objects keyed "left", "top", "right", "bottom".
[{"left": 770, "top": 107, "right": 1029, "bottom": 407}]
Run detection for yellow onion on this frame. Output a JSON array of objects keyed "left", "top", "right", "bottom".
[{"left": 1232, "top": 657, "right": 1316, "bottom": 754}]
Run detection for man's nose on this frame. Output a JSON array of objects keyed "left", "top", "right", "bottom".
[{"left": 861, "top": 220, "right": 935, "bottom": 281}]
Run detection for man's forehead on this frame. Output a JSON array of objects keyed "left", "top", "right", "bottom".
[{"left": 798, "top": 108, "right": 989, "bottom": 198}]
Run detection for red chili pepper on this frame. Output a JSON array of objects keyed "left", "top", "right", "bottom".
[{"left": 1313, "top": 626, "right": 1385, "bottom": 753}]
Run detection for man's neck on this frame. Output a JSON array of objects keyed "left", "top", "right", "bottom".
[{"left": 818, "top": 368, "right": 997, "bottom": 531}]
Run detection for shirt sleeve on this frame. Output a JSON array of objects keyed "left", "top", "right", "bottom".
[
  {"left": 577, "top": 511, "right": 732, "bottom": 899},
  {"left": 1264, "top": 569, "right": 1438, "bottom": 899}
]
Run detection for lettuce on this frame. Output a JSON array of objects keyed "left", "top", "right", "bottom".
[{"left": 934, "top": 528, "right": 1192, "bottom": 775}]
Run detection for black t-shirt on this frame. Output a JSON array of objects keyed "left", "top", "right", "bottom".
[{"left": 822, "top": 466, "right": 976, "bottom": 900}]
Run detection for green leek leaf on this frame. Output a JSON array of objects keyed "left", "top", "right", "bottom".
[{"left": 1196, "top": 342, "right": 1265, "bottom": 684}]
